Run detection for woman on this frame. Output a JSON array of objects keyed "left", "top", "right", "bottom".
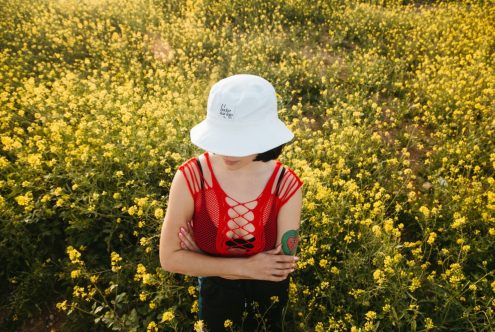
[{"left": 159, "top": 74, "right": 303, "bottom": 331}]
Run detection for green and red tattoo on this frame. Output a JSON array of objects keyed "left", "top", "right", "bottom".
[{"left": 281, "top": 229, "right": 299, "bottom": 255}]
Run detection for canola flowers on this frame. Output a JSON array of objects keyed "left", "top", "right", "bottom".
[{"left": 1, "top": 0, "right": 494, "bottom": 331}]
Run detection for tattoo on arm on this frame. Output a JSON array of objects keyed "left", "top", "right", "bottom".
[{"left": 281, "top": 229, "right": 299, "bottom": 255}]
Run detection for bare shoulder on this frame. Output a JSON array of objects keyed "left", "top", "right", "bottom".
[
  {"left": 168, "top": 169, "right": 194, "bottom": 211},
  {"left": 171, "top": 168, "right": 188, "bottom": 189}
]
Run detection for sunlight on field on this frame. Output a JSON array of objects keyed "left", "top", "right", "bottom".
[{"left": 1, "top": 0, "right": 494, "bottom": 330}]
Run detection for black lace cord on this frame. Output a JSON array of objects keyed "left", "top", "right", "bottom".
[
  {"left": 196, "top": 158, "right": 204, "bottom": 190},
  {"left": 275, "top": 167, "right": 286, "bottom": 197}
]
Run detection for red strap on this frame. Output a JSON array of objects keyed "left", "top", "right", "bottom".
[
  {"left": 278, "top": 168, "right": 303, "bottom": 205},
  {"left": 178, "top": 159, "right": 203, "bottom": 197}
]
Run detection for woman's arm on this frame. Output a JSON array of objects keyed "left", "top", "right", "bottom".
[
  {"left": 159, "top": 170, "right": 297, "bottom": 281},
  {"left": 276, "top": 187, "right": 303, "bottom": 255}
]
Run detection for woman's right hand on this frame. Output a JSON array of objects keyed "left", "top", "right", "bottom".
[
  {"left": 245, "top": 244, "right": 298, "bottom": 281},
  {"left": 178, "top": 220, "right": 202, "bottom": 253}
]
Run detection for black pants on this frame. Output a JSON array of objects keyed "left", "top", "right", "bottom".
[{"left": 198, "top": 276, "right": 290, "bottom": 332}]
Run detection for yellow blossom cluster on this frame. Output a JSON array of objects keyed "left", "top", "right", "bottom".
[{"left": 110, "top": 252, "right": 122, "bottom": 272}]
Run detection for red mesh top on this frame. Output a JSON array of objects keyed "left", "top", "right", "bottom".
[{"left": 178, "top": 152, "right": 303, "bottom": 257}]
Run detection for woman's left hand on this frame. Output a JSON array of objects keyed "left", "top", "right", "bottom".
[{"left": 178, "top": 220, "right": 202, "bottom": 253}]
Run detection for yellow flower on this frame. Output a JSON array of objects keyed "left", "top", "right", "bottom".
[
  {"left": 136, "top": 263, "right": 146, "bottom": 274},
  {"left": 427, "top": 232, "right": 437, "bottom": 245},
  {"left": 88, "top": 287, "right": 96, "bottom": 299},
  {"left": 194, "top": 320, "right": 204, "bottom": 332},
  {"left": 365, "top": 311, "right": 377, "bottom": 321},
  {"left": 67, "top": 246, "right": 83, "bottom": 265},
  {"left": 191, "top": 299, "right": 199, "bottom": 313},
  {"left": 70, "top": 269, "right": 81, "bottom": 279},
  {"left": 154, "top": 208, "right": 164, "bottom": 219},
  {"left": 56, "top": 300, "right": 68, "bottom": 311},
  {"left": 224, "top": 319, "right": 233, "bottom": 328},
  {"left": 451, "top": 214, "right": 467, "bottom": 229},
  {"left": 26, "top": 153, "right": 42, "bottom": 168},
  {"left": 373, "top": 269, "right": 385, "bottom": 286},
  {"left": 4, "top": 159, "right": 18, "bottom": 173},
  {"left": 487, "top": 191, "right": 495, "bottom": 210},
  {"left": 161, "top": 310, "right": 175, "bottom": 322},
  {"left": 142, "top": 273, "right": 153, "bottom": 285},
  {"left": 140, "top": 237, "right": 148, "bottom": 246},
  {"left": 371, "top": 225, "right": 382, "bottom": 236},
  {"left": 383, "top": 219, "right": 394, "bottom": 234},
  {"left": 270, "top": 296, "right": 279, "bottom": 303},
  {"left": 422, "top": 317, "right": 434, "bottom": 330},
  {"left": 128, "top": 205, "right": 137, "bottom": 216},
  {"left": 315, "top": 322, "right": 324, "bottom": 332},
  {"left": 146, "top": 321, "right": 158, "bottom": 332},
  {"left": 136, "top": 197, "right": 148, "bottom": 207},
  {"left": 409, "top": 277, "right": 421, "bottom": 292},
  {"left": 73, "top": 285, "right": 86, "bottom": 298},
  {"left": 15, "top": 193, "right": 32, "bottom": 206},
  {"left": 419, "top": 206, "right": 430, "bottom": 218},
  {"left": 111, "top": 252, "right": 122, "bottom": 272}
]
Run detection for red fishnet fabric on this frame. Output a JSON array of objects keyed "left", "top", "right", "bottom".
[{"left": 178, "top": 152, "right": 302, "bottom": 256}]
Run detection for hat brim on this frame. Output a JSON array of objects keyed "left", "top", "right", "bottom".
[{"left": 190, "top": 118, "right": 294, "bottom": 157}]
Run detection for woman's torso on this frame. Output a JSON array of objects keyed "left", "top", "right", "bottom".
[{"left": 179, "top": 152, "right": 302, "bottom": 257}]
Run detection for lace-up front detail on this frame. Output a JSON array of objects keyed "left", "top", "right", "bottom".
[
  {"left": 225, "top": 198, "right": 257, "bottom": 246},
  {"left": 179, "top": 152, "right": 303, "bottom": 256}
]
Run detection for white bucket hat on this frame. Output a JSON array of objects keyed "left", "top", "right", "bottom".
[{"left": 190, "top": 74, "right": 294, "bottom": 157}]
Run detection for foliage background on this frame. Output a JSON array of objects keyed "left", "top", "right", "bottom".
[{"left": 1, "top": 0, "right": 494, "bottom": 330}]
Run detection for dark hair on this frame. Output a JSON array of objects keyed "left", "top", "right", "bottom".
[{"left": 253, "top": 144, "right": 285, "bottom": 162}]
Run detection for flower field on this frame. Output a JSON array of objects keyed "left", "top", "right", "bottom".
[{"left": 1, "top": 0, "right": 495, "bottom": 330}]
